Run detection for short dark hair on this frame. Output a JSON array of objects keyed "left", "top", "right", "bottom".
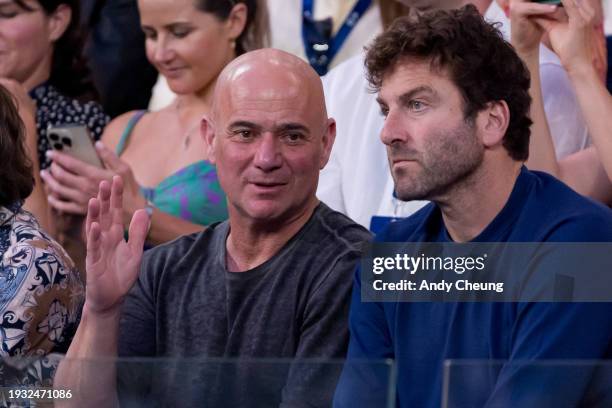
[
  {"left": 364, "top": 5, "right": 532, "bottom": 161},
  {"left": 0, "top": 85, "right": 34, "bottom": 207},
  {"left": 195, "top": 0, "right": 269, "bottom": 56}
]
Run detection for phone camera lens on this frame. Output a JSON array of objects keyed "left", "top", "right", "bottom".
[
  {"left": 53, "top": 143, "right": 63, "bottom": 150},
  {"left": 49, "top": 133, "right": 59, "bottom": 141},
  {"left": 62, "top": 137, "right": 72, "bottom": 147}
]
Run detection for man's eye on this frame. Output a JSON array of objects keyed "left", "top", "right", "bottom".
[
  {"left": 237, "top": 130, "right": 252, "bottom": 139},
  {"left": 285, "top": 133, "right": 303, "bottom": 142},
  {"left": 379, "top": 107, "right": 389, "bottom": 117},
  {"left": 409, "top": 101, "right": 426, "bottom": 111}
]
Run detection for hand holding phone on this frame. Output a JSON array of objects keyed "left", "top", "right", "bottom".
[{"left": 46, "top": 124, "right": 104, "bottom": 168}]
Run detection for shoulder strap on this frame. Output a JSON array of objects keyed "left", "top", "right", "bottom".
[{"left": 116, "top": 110, "right": 147, "bottom": 155}]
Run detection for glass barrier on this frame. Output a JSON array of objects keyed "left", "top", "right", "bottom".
[
  {"left": 0, "top": 355, "right": 395, "bottom": 407},
  {"left": 442, "top": 359, "right": 612, "bottom": 408}
]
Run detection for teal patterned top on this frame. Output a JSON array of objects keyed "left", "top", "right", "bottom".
[{"left": 116, "top": 111, "right": 228, "bottom": 226}]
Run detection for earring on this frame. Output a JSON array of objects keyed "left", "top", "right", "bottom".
[{"left": 230, "top": 40, "right": 237, "bottom": 49}]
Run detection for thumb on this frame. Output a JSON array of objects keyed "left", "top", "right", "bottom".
[{"left": 95, "top": 141, "right": 123, "bottom": 171}]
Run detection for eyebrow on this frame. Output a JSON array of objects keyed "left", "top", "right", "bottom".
[
  {"left": 228, "top": 121, "right": 310, "bottom": 134},
  {"left": 0, "top": 2, "right": 19, "bottom": 9},
  {"left": 377, "top": 85, "right": 437, "bottom": 107},
  {"left": 141, "top": 21, "right": 192, "bottom": 31},
  {"left": 228, "top": 120, "right": 262, "bottom": 131},
  {"left": 398, "top": 86, "right": 437, "bottom": 106}
]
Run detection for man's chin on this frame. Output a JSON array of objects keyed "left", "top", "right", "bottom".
[{"left": 394, "top": 189, "right": 429, "bottom": 202}]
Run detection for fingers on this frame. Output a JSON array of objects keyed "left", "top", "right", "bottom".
[
  {"left": 97, "top": 180, "right": 112, "bottom": 230},
  {"left": 564, "top": 0, "right": 595, "bottom": 26},
  {"left": 86, "top": 220, "right": 101, "bottom": 269},
  {"left": 40, "top": 168, "right": 91, "bottom": 205},
  {"left": 46, "top": 150, "right": 106, "bottom": 179},
  {"left": 510, "top": 0, "right": 558, "bottom": 17},
  {"left": 110, "top": 175, "right": 124, "bottom": 228},
  {"left": 127, "top": 209, "right": 150, "bottom": 254},
  {"left": 86, "top": 197, "right": 100, "bottom": 237},
  {"left": 46, "top": 195, "right": 88, "bottom": 215},
  {"left": 96, "top": 142, "right": 125, "bottom": 172}
]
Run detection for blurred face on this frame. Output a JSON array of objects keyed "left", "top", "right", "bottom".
[
  {"left": 208, "top": 70, "right": 334, "bottom": 224},
  {"left": 377, "top": 59, "right": 484, "bottom": 201},
  {"left": 0, "top": 0, "right": 55, "bottom": 86},
  {"left": 139, "top": 0, "right": 236, "bottom": 95}
]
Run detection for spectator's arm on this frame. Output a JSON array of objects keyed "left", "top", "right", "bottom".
[
  {"left": 54, "top": 177, "right": 149, "bottom": 408},
  {"left": 515, "top": 0, "right": 612, "bottom": 204}
]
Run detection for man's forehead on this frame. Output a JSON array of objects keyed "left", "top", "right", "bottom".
[
  {"left": 379, "top": 59, "right": 448, "bottom": 99},
  {"left": 215, "top": 83, "right": 313, "bottom": 129},
  {"left": 218, "top": 70, "right": 307, "bottom": 110}
]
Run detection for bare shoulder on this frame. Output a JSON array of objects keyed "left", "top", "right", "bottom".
[{"left": 101, "top": 110, "right": 150, "bottom": 151}]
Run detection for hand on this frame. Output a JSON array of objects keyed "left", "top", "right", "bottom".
[
  {"left": 42, "top": 149, "right": 115, "bottom": 215},
  {"left": 94, "top": 142, "right": 147, "bottom": 226},
  {"left": 42, "top": 142, "right": 147, "bottom": 225},
  {"left": 84, "top": 176, "right": 149, "bottom": 315},
  {"left": 533, "top": 0, "right": 596, "bottom": 76},
  {"left": 509, "top": 0, "right": 559, "bottom": 56}
]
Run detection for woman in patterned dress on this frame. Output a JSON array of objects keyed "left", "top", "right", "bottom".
[{"left": 0, "top": 84, "right": 82, "bottom": 358}]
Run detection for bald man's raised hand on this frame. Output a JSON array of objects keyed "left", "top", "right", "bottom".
[{"left": 84, "top": 176, "right": 150, "bottom": 315}]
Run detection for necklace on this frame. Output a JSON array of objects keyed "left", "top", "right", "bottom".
[
  {"left": 175, "top": 99, "right": 202, "bottom": 150},
  {"left": 182, "top": 121, "right": 200, "bottom": 149}
]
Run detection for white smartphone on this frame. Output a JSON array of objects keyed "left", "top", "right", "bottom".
[{"left": 46, "top": 124, "right": 104, "bottom": 168}]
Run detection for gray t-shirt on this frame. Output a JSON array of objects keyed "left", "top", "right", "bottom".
[{"left": 118, "top": 203, "right": 371, "bottom": 407}]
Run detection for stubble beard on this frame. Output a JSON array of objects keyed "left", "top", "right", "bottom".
[{"left": 390, "top": 120, "right": 484, "bottom": 202}]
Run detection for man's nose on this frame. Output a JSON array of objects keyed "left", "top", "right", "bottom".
[
  {"left": 254, "top": 133, "right": 283, "bottom": 171},
  {"left": 380, "top": 109, "right": 407, "bottom": 147}
]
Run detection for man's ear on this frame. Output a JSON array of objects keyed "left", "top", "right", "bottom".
[
  {"left": 226, "top": 3, "right": 248, "bottom": 45},
  {"left": 201, "top": 115, "right": 216, "bottom": 164},
  {"left": 47, "top": 4, "right": 71, "bottom": 43},
  {"left": 320, "top": 118, "right": 336, "bottom": 169},
  {"left": 479, "top": 100, "right": 510, "bottom": 148}
]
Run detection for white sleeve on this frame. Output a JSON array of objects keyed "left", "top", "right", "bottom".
[
  {"left": 539, "top": 62, "right": 590, "bottom": 159},
  {"left": 317, "top": 72, "right": 347, "bottom": 213}
]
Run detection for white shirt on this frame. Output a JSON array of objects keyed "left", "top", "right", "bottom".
[
  {"left": 317, "top": 2, "right": 590, "bottom": 229},
  {"left": 149, "top": 1, "right": 384, "bottom": 111},
  {"left": 268, "top": 0, "right": 383, "bottom": 71}
]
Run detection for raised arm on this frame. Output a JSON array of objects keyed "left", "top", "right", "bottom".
[
  {"left": 54, "top": 176, "right": 149, "bottom": 408},
  {"left": 514, "top": 0, "right": 612, "bottom": 203}
]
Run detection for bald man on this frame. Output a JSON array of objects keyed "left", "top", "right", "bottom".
[{"left": 55, "top": 49, "right": 371, "bottom": 407}]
